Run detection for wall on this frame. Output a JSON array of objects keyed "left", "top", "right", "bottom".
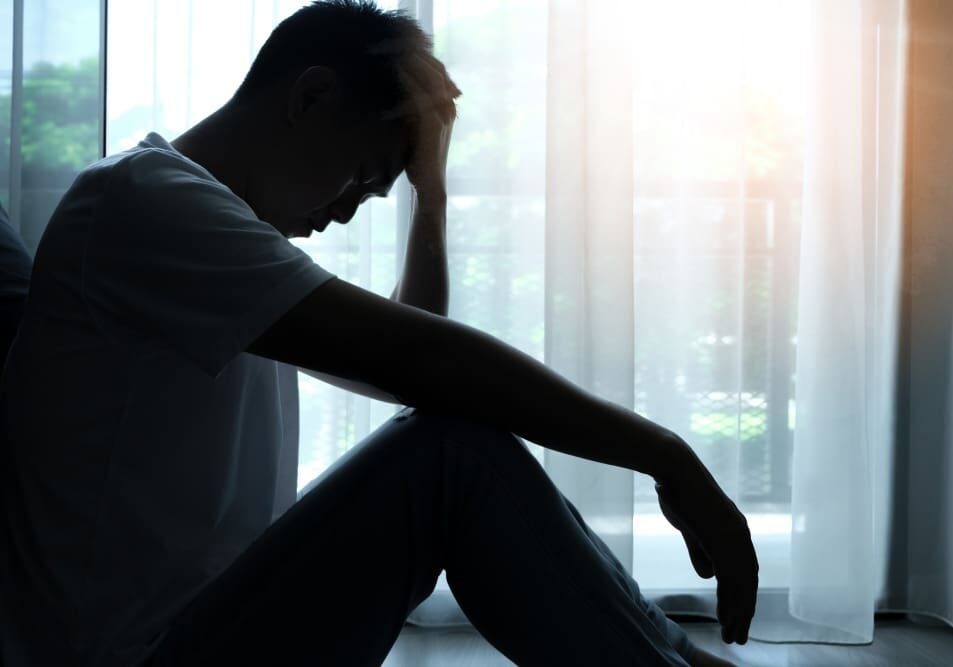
[{"left": 891, "top": 0, "right": 953, "bottom": 622}]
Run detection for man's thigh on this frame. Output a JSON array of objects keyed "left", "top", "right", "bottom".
[{"left": 150, "top": 408, "right": 450, "bottom": 666}]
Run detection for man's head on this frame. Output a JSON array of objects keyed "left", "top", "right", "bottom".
[{"left": 229, "top": 0, "right": 459, "bottom": 237}]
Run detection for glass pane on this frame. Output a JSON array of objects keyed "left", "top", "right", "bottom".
[
  {"left": 14, "top": 0, "right": 102, "bottom": 253},
  {"left": 0, "top": 2, "right": 12, "bottom": 210}
]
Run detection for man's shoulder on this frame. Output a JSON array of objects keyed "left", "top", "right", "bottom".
[
  {"left": 101, "top": 141, "right": 217, "bottom": 196},
  {"left": 54, "top": 143, "right": 203, "bottom": 222},
  {"left": 37, "top": 139, "right": 248, "bottom": 269},
  {"left": 82, "top": 141, "right": 251, "bottom": 230}
]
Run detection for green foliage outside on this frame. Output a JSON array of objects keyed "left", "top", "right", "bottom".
[
  {"left": 690, "top": 410, "right": 767, "bottom": 442},
  {"left": 0, "top": 57, "right": 100, "bottom": 176}
]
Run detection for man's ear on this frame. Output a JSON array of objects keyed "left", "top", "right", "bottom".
[{"left": 287, "top": 66, "right": 339, "bottom": 126}]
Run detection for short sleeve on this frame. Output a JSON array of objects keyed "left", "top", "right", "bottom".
[{"left": 83, "top": 149, "right": 335, "bottom": 377}]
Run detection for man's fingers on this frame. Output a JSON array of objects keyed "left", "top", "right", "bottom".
[
  {"left": 654, "top": 478, "right": 759, "bottom": 645},
  {"left": 366, "top": 40, "right": 454, "bottom": 94},
  {"left": 400, "top": 53, "right": 461, "bottom": 97},
  {"left": 716, "top": 579, "right": 731, "bottom": 642},
  {"left": 737, "top": 620, "right": 750, "bottom": 644},
  {"left": 714, "top": 515, "right": 759, "bottom": 644},
  {"left": 710, "top": 536, "right": 758, "bottom": 643},
  {"left": 717, "top": 580, "right": 745, "bottom": 644},
  {"left": 384, "top": 85, "right": 456, "bottom": 123},
  {"left": 715, "top": 566, "right": 758, "bottom": 644},
  {"left": 385, "top": 54, "right": 460, "bottom": 123},
  {"left": 738, "top": 570, "right": 758, "bottom": 643}
]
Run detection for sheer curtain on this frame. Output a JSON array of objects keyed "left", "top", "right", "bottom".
[
  {"left": 788, "top": 0, "right": 906, "bottom": 642},
  {"left": 99, "top": 0, "right": 946, "bottom": 646},
  {"left": 544, "top": 0, "right": 911, "bottom": 644}
]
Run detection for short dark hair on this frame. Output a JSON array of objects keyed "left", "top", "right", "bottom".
[{"left": 234, "top": 0, "right": 457, "bottom": 122}]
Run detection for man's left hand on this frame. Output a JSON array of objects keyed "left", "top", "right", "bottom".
[{"left": 395, "top": 55, "right": 460, "bottom": 203}]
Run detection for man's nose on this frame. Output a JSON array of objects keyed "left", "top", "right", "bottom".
[{"left": 331, "top": 198, "right": 359, "bottom": 224}]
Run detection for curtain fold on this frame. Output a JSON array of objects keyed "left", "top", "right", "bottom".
[
  {"left": 544, "top": 0, "right": 636, "bottom": 568},
  {"left": 785, "top": 0, "right": 906, "bottom": 642},
  {"left": 787, "top": 0, "right": 874, "bottom": 642}
]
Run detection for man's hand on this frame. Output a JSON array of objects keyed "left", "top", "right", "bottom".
[
  {"left": 656, "top": 481, "right": 716, "bottom": 580},
  {"left": 655, "top": 442, "right": 759, "bottom": 645},
  {"left": 395, "top": 54, "right": 461, "bottom": 201},
  {"left": 387, "top": 55, "right": 460, "bottom": 316}
]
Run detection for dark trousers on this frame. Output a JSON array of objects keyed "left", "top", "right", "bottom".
[{"left": 150, "top": 409, "right": 695, "bottom": 666}]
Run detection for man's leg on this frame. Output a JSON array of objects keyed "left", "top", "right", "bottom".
[{"left": 150, "top": 408, "right": 695, "bottom": 666}]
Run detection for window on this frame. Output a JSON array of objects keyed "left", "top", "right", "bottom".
[
  {"left": 97, "top": 0, "right": 808, "bottom": 593},
  {"left": 0, "top": 0, "right": 103, "bottom": 254}
]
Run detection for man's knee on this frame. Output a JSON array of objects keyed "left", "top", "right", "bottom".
[
  {"left": 404, "top": 409, "right": 533, "bottom": 469},
  {"left": 406, "top": 408, "right": 516, "bottom": 442}
]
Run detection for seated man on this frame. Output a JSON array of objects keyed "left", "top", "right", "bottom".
[{"left": 0, "top": 1, "right": 757, "bottom": 665}]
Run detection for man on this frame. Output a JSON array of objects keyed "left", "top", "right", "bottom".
[{"left": 0, "top": 1, "right": 756, "bottom": 665}]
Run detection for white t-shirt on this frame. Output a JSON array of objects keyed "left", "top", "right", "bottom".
[{"left": 0, "top": 133, "right": 335, "bottom": 666}]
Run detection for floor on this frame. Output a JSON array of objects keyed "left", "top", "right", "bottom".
[{"left": 383, "top": 616, "right": 953, "bottom": 666}]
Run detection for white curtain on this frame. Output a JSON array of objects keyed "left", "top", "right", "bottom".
[
  {"left": 787, "top": 0, "right": 906, "bottom": 642},
  {"left": 102, "top": 0, "right": 943, "bottom": 646},
  {"left": 543, "top": 0, "right": 910, "bottom": 644}
]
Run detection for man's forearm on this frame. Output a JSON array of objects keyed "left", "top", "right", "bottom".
[
  {"left": 311, "top": 192, "right": 447, "bottom": 401},
  {"left": 252, "top": 277, "right": 690, "bottom": 484},
  {"left": 370, "top": 311, "right": 689, "bottom": 485},
  {"left": 391, "top": 190, "right": 449, "bottom": 316}
]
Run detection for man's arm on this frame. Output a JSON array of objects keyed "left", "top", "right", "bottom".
[
  {"left": 248, "top": 277, "right": 756, "bottom": 644},
  {"left": 254, "top": 277, "right": 685, "bottom": 475},
  {"left": 388, "top": 189, "right": 449, "bottom": 316},
  {"left": 262, "top": 58, "right": 756, "bottom": 643},
  {"left": 297, "top": 186, "right": 448, "bottom": 401},
  {"left": 388, "top": 54, "right": 454, "bottom": 316},
  {"left": 299, "top": 61, "right": 452, "bottom": 398}
]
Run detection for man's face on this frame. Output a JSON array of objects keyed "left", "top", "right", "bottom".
[{"left": 256, "top": 105, "right": 410, "bottom": 239}]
